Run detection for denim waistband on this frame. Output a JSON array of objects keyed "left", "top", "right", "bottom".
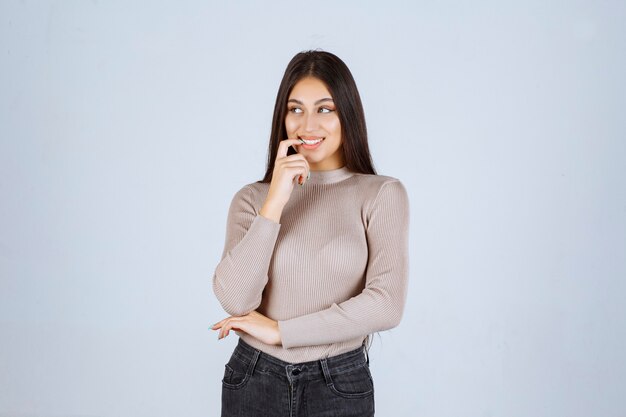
[{"left": 231, "top": 337, "right": 370, "bottom": 384}]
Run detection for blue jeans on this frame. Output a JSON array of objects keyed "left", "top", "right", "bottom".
[{"left": 221, "top": 337, "right": 375, "bottom": 416}]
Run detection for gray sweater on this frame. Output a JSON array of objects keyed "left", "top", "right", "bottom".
[{"left": 212, "top": 165, "right": 410, "bottom": 363}]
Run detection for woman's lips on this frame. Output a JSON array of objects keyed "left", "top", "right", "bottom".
[{"left": 299, "top": 137, "right": 324, "bottom": 149}]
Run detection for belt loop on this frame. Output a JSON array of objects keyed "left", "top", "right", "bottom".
[
  {"left": 247, "top": 349, "right": 261, "bottom": 377},
  {"left": 319, "top": 358, "right": 333, "bottom": 385},
  {"left": 362, "top": 338, "right": 370, "bottom": 365}
]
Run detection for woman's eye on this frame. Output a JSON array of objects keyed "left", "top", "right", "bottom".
[
  {"left": 319, "top": 107, "right": 333, "bottom": 113},
  {"left": 289, "top": 107, "right": 303, "bottom": 114}
]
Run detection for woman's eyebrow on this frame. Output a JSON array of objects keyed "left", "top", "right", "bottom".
[{"left": 287, "top": 98, "right": 334, "bottom": 105}]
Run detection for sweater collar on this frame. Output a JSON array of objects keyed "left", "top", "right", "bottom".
[{"left": 306, "top": 165, "right": 355, "bottom": 185}]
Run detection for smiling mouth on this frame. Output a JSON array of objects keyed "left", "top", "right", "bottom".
[{"left": 299, "top": 137, "right": 325, "bottom": 145}]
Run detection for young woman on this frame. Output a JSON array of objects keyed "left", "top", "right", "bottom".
[{"left": 211, "top": 50, "right": 410, "bottom": 417}]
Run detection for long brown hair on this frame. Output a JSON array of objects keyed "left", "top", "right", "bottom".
[{"left": 259, "top": 50, "right": 377, "bottom": 183}]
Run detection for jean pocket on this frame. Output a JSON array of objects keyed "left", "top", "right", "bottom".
[
  {"left": 327, "top": 362, "right": 374, "bottom": 399},
  {"left": 221, "top": 354, "right": 252, "bottom": 390}
]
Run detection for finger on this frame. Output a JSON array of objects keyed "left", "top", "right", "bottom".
[
  {"left": 280, "top": 161, "right": 309, "bottom": 172},
  {"left": 219, "top": 317, "right": 243, "bottom": 339},
  {"left": 211, "top": 317, "right": 229, "bottom": 330},
  {"left": 218, "top": 319, "right": 230, "bottom": 339},
  {"left": 281, "top": 153, "right": 310, "bottom": 163},
  {"left": 282, "top": 154, "right": 311, "bottom": 182},
  {"left": 276, "top": 138, "right": 304, "bottom": 159},
  {"left": 220, "top": 320, "right": 242, "bottom": 339},
  {"left": 282, "top": 166, "right": 309, "bottom": 186},
  {"left": 227, "top": 320, "right": 247, "bottom": 338},
  {"left": 277, "top": 160, "right": 309, "bottom": 185}
]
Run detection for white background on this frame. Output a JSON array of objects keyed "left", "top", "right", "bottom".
[{"left": 1, "top": 1, "right": 625, "bottom": 416}]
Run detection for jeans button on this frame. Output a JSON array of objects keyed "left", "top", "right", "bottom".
[{"left": 292, "top": 368, "right": 300, "bottom": 375}]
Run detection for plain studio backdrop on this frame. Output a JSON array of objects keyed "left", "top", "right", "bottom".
[{"left": 1, "top": 1, "right": 625, "bottom": 416}]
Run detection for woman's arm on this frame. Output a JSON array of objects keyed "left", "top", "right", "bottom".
[
  {"left": 277, "top": 179, "right": 410, "bottom": 348},
  {"left": 212, "top": 185, "right": 281, "bottom": 316}
]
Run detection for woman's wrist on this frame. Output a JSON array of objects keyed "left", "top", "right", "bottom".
[{"left": 260, "top": 200, "right": 284, "bottom": 224}]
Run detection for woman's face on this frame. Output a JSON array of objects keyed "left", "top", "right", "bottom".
[{"left": 285, "top": 76, "right": 344, "bottom": 170}]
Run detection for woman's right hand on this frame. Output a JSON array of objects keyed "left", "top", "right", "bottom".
[{"left": 261, "top": 139, "right": 310, "bottom": 218}]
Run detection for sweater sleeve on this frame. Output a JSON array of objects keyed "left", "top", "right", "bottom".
[
  {"left": 212, "top": 185, "right": 282, "bottom": 316},
  {"left": 277, "top": 179, "right": 410, "bottom": 348}
]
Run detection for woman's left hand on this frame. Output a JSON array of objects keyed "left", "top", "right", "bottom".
[{"left": 211, "top": 310, "right": 282, "bottom": 346}]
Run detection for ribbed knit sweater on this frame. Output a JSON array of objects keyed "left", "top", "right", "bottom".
[{"left": 212, "top": 165, "right": 410, "bottom": 364}]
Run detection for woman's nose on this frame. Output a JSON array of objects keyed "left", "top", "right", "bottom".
[{"left": 303, "top": 112, "right": 318, "bottom": 132}]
